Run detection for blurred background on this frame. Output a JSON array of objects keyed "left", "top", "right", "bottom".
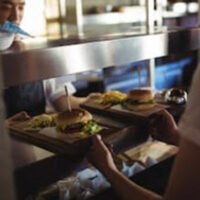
[{"left": 14, "top": 0, "right": 200, "bottom": 97}]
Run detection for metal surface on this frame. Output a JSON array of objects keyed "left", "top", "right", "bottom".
[
  {"left": 82, "top": 12, "right": 146, "bottom": 25},
  {"left": 147, "top": 59, "right": 156, "bottom": 88},
  {"left": 0, "top": 27, "right": 200, "bottom": 87},
  {"left": 156, "top": 0, "right": 163, "bottom": 27},
  {"left": 75, "top": 0, "right": 84, "bottom": 35},
  {"left": 1, "top": 33, "right": 167, "bottom": 87},
  {"left": 146, "top": 0, "right": 156, "bottom": 88},
  {"left": 146, "top": 0, "right": 154, "bottom": 34}
]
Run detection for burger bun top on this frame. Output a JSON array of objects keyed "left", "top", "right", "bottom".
[
  {"left": 55, "top": 108, "right": 92, "bottom": 130},
  {"left": 127, "top": 88, "right": 154, "bottom": 103}
]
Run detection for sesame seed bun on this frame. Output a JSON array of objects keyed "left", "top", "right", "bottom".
[
  {"left": 127, "top": 89, "right": 154, "bottom": 103},
  {"left": 55, "top": 108, "right": 92, "bottom": 132},
  {"left": 123, "top": 89, "right": 155, "bottom": 111}
]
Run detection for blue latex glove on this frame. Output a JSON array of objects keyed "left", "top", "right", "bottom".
[{"left": 0, "top": 20, "right": 32, "bottom": 37}]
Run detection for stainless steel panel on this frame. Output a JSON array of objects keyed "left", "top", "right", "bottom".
[
  {"left": 1, "top": 27, "right": 200, "bottom": 87},
  {"left": 1, "top": 33, "right": 167, "bottom": 87}
]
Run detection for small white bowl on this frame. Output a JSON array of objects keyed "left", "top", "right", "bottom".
[
  {"left": 172, "top": 2, "right": 187, "bottom": 14},
  {"left": 0, "top": 32, "right": 15, "bottom": 51},
  {"left": 188, "top": 2, "right": 199, "bottom": 13}
]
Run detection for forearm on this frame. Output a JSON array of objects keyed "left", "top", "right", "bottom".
[
  {"left": 69, "top": 95, "right": 87, "bottom": 107},
  {"left": 52, "top": 95, "right": 87, "bottom": 112},
  {"left": 164, "top": 138, "right": 200, "bottom": 200},
  {"left": 168, "top": 128, "right": 180, "bottom": 146},
  {"left": 104, "top": 168, "right": 162, "bottom": 200}
]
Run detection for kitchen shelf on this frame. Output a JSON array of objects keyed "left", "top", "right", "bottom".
[{"left": 1, "top": 27, "right": 199, "bottom": 87}]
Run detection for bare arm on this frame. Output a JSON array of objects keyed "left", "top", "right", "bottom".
[
  {"left": 52, "top": 95, "right": 86, "bottom": 111},
  {"left": 149, "top": 110, "right": 180, "bottom": 146},
  {"left": 104, "top": 168, "right": 162, "bottom": 200},
  {"left": 164, "top": 138, "right": 200, "bottom": 200},
  {"left": 88, "top": 131, "right": 200, "bottom": 200},
  {"left": 52, "top": 93, "right": 101, "bottom": 112},
  {"left": 87, "top": 135, "right": 162, "bottom": 200},
  {"left": 5, "top": 111, "right": 31, "bottom": 126}
]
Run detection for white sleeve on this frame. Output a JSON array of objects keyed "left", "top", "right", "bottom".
[
  {"left": 43, "top": 78, "right": 76, "bottom": 111},
  {"left": 179, "top": 65, "right": 200, "bottom": 146}
]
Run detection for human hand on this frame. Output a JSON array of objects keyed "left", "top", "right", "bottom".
[
  {"left": 5, "top": 111, "right": 31, "bottom": 127},
  {"left": 148, "top": 109, "right": 180, "bottom": 145},
  {"left": 87, "top": 135, "right": 118, "bottom": 175},
  {"left": 85, "top": 93, "right": 102, "bottom": 103}
]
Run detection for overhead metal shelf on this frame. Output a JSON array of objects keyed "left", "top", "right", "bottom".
[{"left": 0, "top": 27, "right": 199, "bottom": 87}]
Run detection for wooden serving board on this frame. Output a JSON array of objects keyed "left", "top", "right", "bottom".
[
  {"left": 81, "top": 101, "right": 169, "bottom": 125},
  {"left": 8, "top": 119, "right": 127, "bottom": 156}
]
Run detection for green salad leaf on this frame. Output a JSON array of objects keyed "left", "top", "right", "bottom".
[{"left": 82, "top": 120, "right": 102, "bottom": 135}]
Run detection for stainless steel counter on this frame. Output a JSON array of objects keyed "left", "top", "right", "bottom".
[{"left": 0, "top": 27, "right": 199, "bottom": 87}]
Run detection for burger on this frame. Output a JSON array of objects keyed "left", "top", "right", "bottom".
[
  {"left": 123, "top": 89, "right": 155, "bottom": 111},
  {"left": 55, "top": 108, "right": 102, "bottom": 135}
]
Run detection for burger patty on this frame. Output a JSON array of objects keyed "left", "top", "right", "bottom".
[
  {"left": 61, "top": 120, "right": 102, "bottom": 135},
  {"left": 55, "top": 109, "right": 102, "bottom": 135},
  {"left": 62, "top": 123, "right": 84, "bottom": 134},
  {"left": 124, "top": 99, "right": 155, "bottom": 105}
]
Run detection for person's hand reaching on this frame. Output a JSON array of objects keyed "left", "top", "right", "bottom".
[
  {"left": 5, "top": 111, "right": 31, "bottom": 127},
  {"left": 87, "top": 135, "right": 118, "bottom": 175},
  {"left": 148, "top": 109, "right": 180, "bottom": 146},
  {"left": 85, "top": 93, "right": 102, "bottom": 103}
]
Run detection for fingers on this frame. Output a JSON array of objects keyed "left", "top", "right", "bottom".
[
  {"left": 90, "top": 135, "right": 104, "bottom": 150},
  {"left": 14, "top": 111, "right": 31, "bottom": 121},
  {"left": 87, "top": 135, "right": 106, "bottom": 163},
  {"left": 160, "top": 109, "right": 178, "bottom": 129},
  {"left": 92, "top": 134, "right": 103, "bottom": 146},
  {"left": 87, "top": 93, "right": 102, "bottom": 100},
  {"left": 105, "top": 143, "right": 114, "bottom": 154},
  {"left": 8, "top": 111, "right": 31, "bottom": 122},
  {"left": 90, "top": 92, "right": 102, "bottom": 97},
  {"left": 5, "top": 111, "right": 30, "bottom": 127},
  {"left": 149, "top": 109, "right": 173, "bottom": 126},
  {"left": 90, "top": 135, "right": 114, "bottom": 156},
  {"left": 150, "top": 128, "right": 161, "bottom": 140},
  {"left": 158, "top": 109, "right": 175, "bottom": 122},
  {"left": 148, "top": 110, "right": 169, "bottom": 139},
  {"left": 19, "top": 111, "right": 31, "bottom": 120}
]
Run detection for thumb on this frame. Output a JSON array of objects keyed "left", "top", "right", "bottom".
[
  {"left": 92, "top": 134, "right": 103, "bottom": 145},
  {"left": 18, "top": 111, "right": 31, "bottom": 120},
  {"left": 105, "top": 142, "right": 114, "bottom": 154}
]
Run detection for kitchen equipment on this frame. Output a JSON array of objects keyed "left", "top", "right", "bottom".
[
  {"left": 0, "top": 32, "right": 15, "bottom": 50},
  {"left": 164, "top": 88, "right": 187, "bottom": 105}
]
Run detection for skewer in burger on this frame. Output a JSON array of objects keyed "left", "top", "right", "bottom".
[
  {"left": 55, "top": 108, "right": 102, "bottom": 135},
  {"left": 123, "top": 89, "right": 155, "bottom": 111}
]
